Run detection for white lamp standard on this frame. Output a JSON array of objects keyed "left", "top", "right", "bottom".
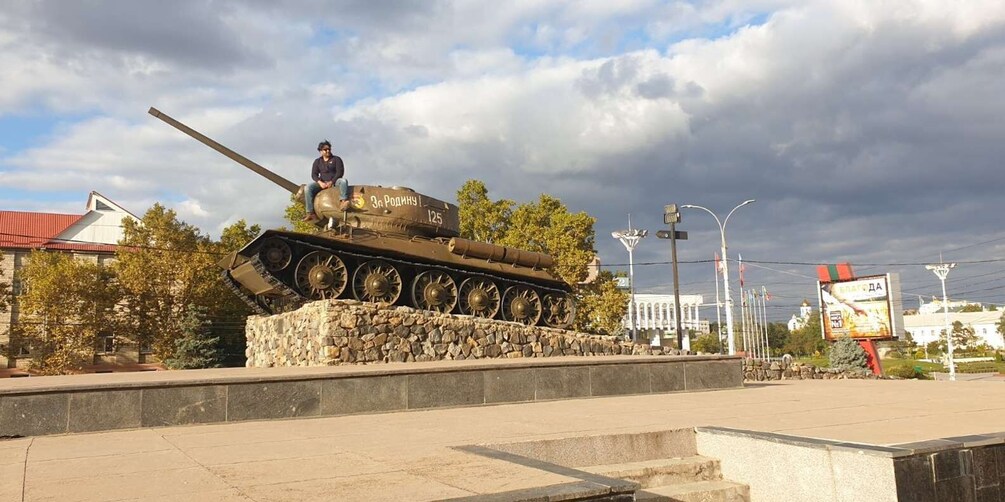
[
  {"left": 926, "top": 261, "right": 956, "bottom": 381},
  {"left": 681, "top": 200, "right": 755, "bottom": 355},
  {"left": 612, "top": 220, "right": 647, "bottom": 343}
]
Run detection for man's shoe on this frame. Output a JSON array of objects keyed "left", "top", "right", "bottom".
[
  {"left": 302, "top": 213, "right": 319, "bottom": 222},
  {"left": 339, "top": 200, "right": 351, "bottom": 211}
]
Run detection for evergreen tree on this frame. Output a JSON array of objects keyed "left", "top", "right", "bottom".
[{"left": 164, "top": 305, "right": 222, "bottom": 369}]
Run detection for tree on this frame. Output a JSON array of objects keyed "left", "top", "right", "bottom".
[
  {"left": 283, "top": 194, "right": 323, "bottom": 234},
  {"left": 219, "top": 219, "right": 261, "bottom": 252},
  {"left": 997, "top": 311, "right": 1005, "bottom": 342},
  {"left": 960, "top": 304, "right": 984, "bottom": 313},
  {"left": 14, "top": 251, "right": 120, "bottom": 374},
  {"left": 499, "top": 194, "right": 596, "bottom": 285},
  {"left": 936, "top": 321, "right": 979, "bottom": 353},
  {"left": 766, "top": 322, "right": 790, "bottom": 354},
  {"left": 115, "top": 204, "right": 229, "bottom": 360},
  {"left": 0, "top": 254, "right": 10, "bottom": 361},
  {"left": 164, "top": 305, "right": 222, "bottom": 369},
  {"left": 573, "top": 271, "right": 628, "bottom": 336},
  {"left": 691, "top": 333, "right": 721, "bottom": 354},
  {"left": 829, "top": 337, "right": 869, "bottom": 371},
  {"left": 456, "top": 180, "right": 513, "bottom": 244},
  {"left": 782, "top": 310, "right": 826, "bottom": 356}
]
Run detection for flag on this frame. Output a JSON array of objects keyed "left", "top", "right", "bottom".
[
  {"left": 738, "top": 254, "right": 745, "bottom": 287},
  {"left": 714, "top": 252, "right": 722, "bottom": 272},
  {"left": 763, "top": 286, "right": 771, "bottom": 301}
]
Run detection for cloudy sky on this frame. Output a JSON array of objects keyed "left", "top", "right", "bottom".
[{"left": 1, "top": 0, "right": 1003, "bottom": 322}]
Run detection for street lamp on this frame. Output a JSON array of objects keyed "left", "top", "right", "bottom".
[
  {"left": 681, "top": 200, "right": 755, "bottom": 355},
  {"left": 612, "top": 220, "right": 647, "bottom": 343},
  {"left": 926, "top": 261, "right": 956, "bottom": 381}
]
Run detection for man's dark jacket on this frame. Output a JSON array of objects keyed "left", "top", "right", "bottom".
[{"left": 312, "top": 155, "right": 344, "bottom": 183}]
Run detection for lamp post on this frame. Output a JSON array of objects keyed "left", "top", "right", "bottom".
[
  {"left": 926, "top": 261, "right": 956, "bottom": 381},
  {"left": 612, "top": 220, "right": 647, "bottom": 343},
  {"left": 681, "top": 200, "right": 755, "bottom": 355}
]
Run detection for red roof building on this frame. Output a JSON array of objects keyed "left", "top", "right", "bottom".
[{"left": 1, "top": 192, "right": 138, "bottom": 370}]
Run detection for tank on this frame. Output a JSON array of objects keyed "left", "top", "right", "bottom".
[{"left": 148, "top": 107, "right": 575, "bottom": 328}]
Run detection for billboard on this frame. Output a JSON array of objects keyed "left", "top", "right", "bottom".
[{"left": 818, "top": 274, "right": 903, "bottom": 340}]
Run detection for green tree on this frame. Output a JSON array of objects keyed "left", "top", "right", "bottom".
[
  {"left": 499, "top": 194, "right": 596, "bottom": 285},
  {"left": 766, "top": 322, "right": 790, "bottom": 354},
  {"left": 115, "top": 204, "right": 228, "bottom": 360},
  {"left": 219, "top": 219, "right": 261, "bottom": 252},
  {"left": 936, "top": 321, "right": 979, "bottom": 353},
  {"left": 782, "top": 310, "right": 826, "bottom": 356},
  {"left": 960, "top": 304, "right": 984, "bottom": 313},
  {"left": 573, "top": 271, "right": 628, "bottom": 336},
  {"left": 164, "top": 305, "right": 222, "bottom": 369},
  {"left": 283, "top": 193, "right": 323, "bottom": 234},
  {"left": 829, "top": 337, "right": 869, "bottom": 371},
  {"left": 691, "top": 333, "right": 721, "bottom": 354},
  {"left": 457, "top": 180, "right": 513, "bottom": 243},
  {"left": 997, "top": 311, "right": 1005, "bottom": 342},
  {"left": 14, "top": 251, "right": 120, "bottom": 374}
]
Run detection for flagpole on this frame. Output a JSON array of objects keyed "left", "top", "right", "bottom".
[
  {"left": 714, "top": 253, "right": 723, "bottom": 354},
  {"left": 738, "top": 254, "right": 746, "bottom": 356},
  {"left": 761, "top": 286, "right": 770, "bottom": 361}
]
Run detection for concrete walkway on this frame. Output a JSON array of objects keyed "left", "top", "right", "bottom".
[{"left": 3, "top": 379, "right": 1005, "bottom": 501}]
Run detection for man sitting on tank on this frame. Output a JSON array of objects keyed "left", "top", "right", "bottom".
[{"left": 303, "top": 140, "right": 350, "bottom": 221}]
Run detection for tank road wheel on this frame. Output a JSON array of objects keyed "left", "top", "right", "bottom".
[
  {"left": 259, "top": 238, "right": 292, "bottom": 272},
  {"left": 458, "top": 278, "right": 500, "bottom": 319},
  {"left": 542, "top": 293, "right": 575, "bottom": 329},
  {"left": 501, "top": 286, "right": 542, "bottom": 326},
  {"left": 294, "top": 251, "right": 348, "bottom": 300},
  {"left": 353, "top": 260, "right": 402, "bottom": 304},
  {"left": 411, "top": 270, "right": 458, "bottom": 314}
]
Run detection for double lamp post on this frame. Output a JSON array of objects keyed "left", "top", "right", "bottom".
[{"left": 613, "top": 200, "right": 755, "bottom": 355}]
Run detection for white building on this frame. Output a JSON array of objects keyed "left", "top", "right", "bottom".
[
  {"left": 904, "top": 311, "right": 1004, "bottom": 349},
  {"left": 916, "top": 297, "right": 980, "bottom": 315},
  {"left": 787, "top": 300, "right": 813, "bottom": 331},
  {"left": 623, "top": 293, "right": 708, "bottom": 345}
]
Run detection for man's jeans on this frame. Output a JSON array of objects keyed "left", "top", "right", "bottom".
[{"left": 305, "top": 179, "right": 349, "bottom": 215}]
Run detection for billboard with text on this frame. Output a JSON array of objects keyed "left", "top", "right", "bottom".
[{"left": 818, "top": 274, "right": 902, "bottom": 340}]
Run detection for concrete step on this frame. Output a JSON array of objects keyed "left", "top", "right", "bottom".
[
  {"left": 581, "top": 455, "right": 721, "bottom": 489},
  {"left": 636, "top": 480, "right": 750, "bottom": 502}
]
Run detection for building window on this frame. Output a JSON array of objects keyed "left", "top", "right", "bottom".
[
  {"left": 98, "top": 333, "right": 115, "bottom": 354},
  {"left": 16, "top": 344, "right": 30, "bottom": 356},
  {"left": 140, "top": 339, "right": 152, "bottom": 354}
]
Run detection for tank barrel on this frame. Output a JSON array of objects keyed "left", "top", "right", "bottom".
[{"left": 148, "top": 107, "right": 299, "bottom": 194}]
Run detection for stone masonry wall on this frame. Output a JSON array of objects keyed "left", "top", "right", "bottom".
[
  {"left": 246, "top": 299, "right": 687, "bottom": 367},
  {"left": 742, "top": 358, "right": 883, "bottom": 381}
]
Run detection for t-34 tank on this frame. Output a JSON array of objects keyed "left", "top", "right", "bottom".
[{"left": 149, "top": 108, "right": 575, "bottom": 327}]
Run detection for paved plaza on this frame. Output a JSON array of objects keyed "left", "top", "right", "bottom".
[{"left": 2, "top": 379, "right": 1004, "bottom": 501}]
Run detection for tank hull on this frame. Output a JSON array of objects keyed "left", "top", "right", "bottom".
[{"left": 222, "top": 228, "right": 575, "bottom": 328}]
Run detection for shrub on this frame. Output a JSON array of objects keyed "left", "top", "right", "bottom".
[
  {"left": 955, "top": 361, "right": 999, "bottom": 374},
  {"left": 829, "top": 338, "right": 869, "bottom": 371},
  {"left": 885, "top": 350, "right": 904, "bottom": 359},
  {"left": 914, "top": 349, "right": 926, "bottom": 360},
  {"left": 886, "top": 365, "right": 927, "bottom": 379}
]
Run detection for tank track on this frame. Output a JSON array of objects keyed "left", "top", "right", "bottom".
[
  {"left": 221, "top": 270, "right": 268, "bottom": 316},
  {"left": 245, "top": 234, "right": 574, "bottom": 326}
]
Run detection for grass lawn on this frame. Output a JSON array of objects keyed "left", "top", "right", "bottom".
[{"left": 795, "top": 357, "right": 1003, "bottom": 374}]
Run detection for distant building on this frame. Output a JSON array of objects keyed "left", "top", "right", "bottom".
[
  {"left": 904, "top": 311, "right": 1004, "bottom": 349},
  {"left": 917, "top": 296, "right": 981, "bottom": 315},
  {"left": 623, "top": 293, "right": 708, "bottom": 346},
  {"left": 787, "top": 300, "right": 813, "bottom": 331},
  {"left": 0, "top": 193, "right": 142, "bottom": 370}
]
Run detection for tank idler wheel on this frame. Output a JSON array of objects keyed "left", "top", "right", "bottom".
[
  {"left": 458, "top": 278, "right": 500, "bottom": 319},
  {"left": 259, "top": 238, "right": 293, "bottom": 272},
  {"left": 353, "top": 260, "right": 402, "bottom": 304},
  {"left": 294, "top": 251, "right": 348, "bottom": 300},
  {"left": 542, "top": 293, "right": 575, "bottom": 329},
  {"left": 501, "top": 286, "right": 542, "bottom": 326},
  {"left": 411, "top": 270, "right": 458, "bottom": 314}
]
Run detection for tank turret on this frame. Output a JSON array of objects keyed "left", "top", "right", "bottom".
[{"left": 149, "top": 107, "right": 575, "bottom": 328}]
